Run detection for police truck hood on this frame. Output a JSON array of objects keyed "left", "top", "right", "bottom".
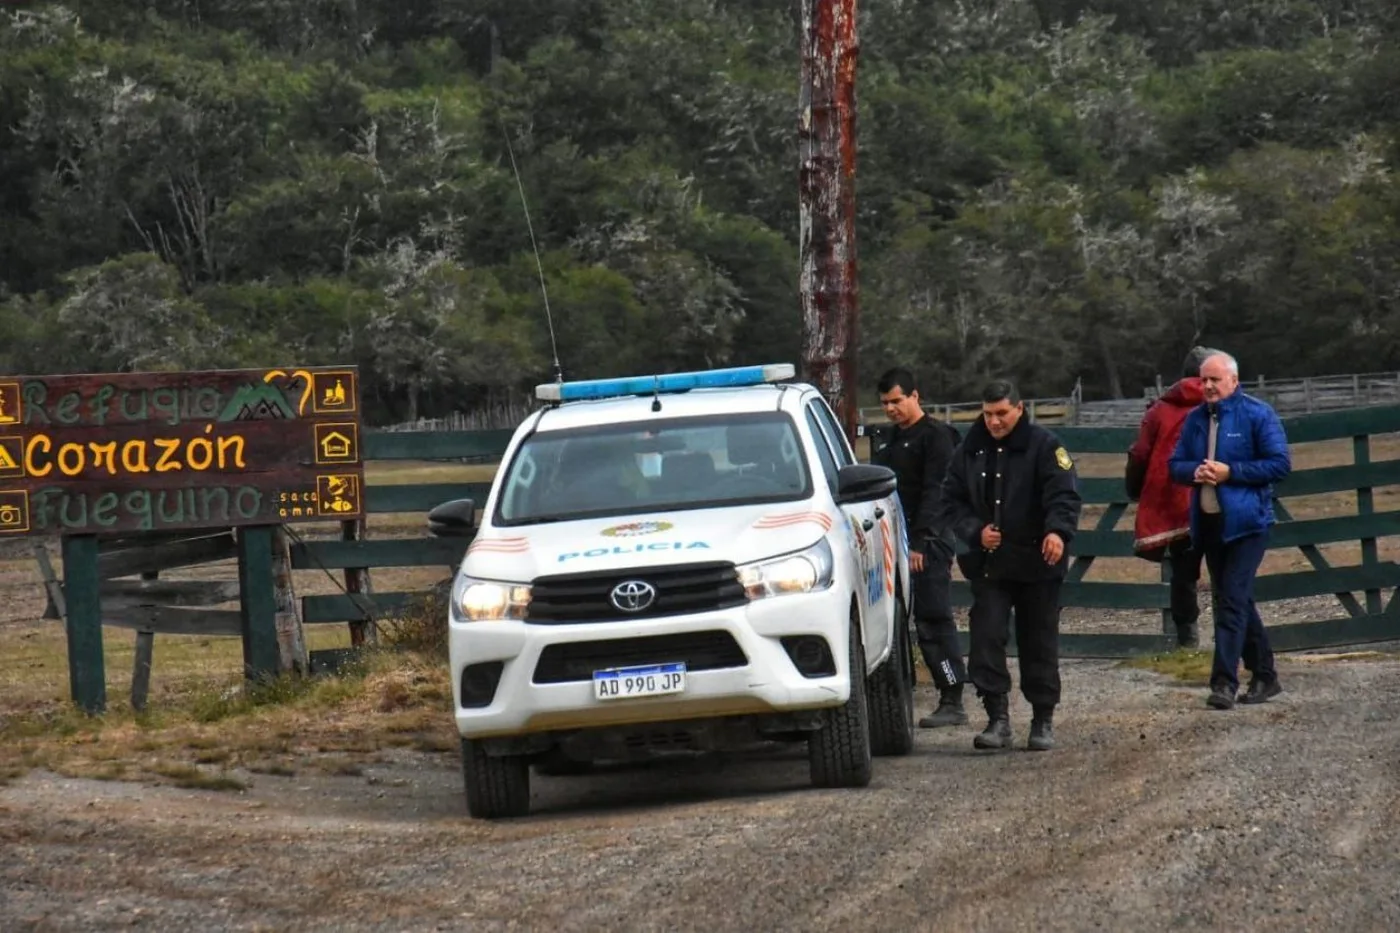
[{"left": 463, "top": 503, "right": 835, "bottom": 581}]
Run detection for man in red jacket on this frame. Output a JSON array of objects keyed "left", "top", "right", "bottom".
[{"left": 1126, "top": 347, "right": 1215, "bottom": 648}]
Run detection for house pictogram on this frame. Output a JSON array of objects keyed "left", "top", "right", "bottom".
[
  {"left": 322, "top": 432, "right": 351, "bottom": 457},
  {"left": 313, "top": 423, "right": 360, "bottom": 464}
]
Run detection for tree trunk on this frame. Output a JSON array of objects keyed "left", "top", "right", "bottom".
[
  {"left": 1098, "top": 328, "right": 1125, "bottom": 399},
  {"left": 798, "top": 0, "right": 861, "bottom": 445}
]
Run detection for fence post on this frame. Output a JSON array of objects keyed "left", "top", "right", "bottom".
[
  {"left": 237, "top": 525, "right": 281, "bottom": 681},
  {"left": 1159, "top": 557, "right": 1174, "bottom": 638},
  {"left": 1354, "top": 433, "right": 1383, "bottom": 616},
  {"left": 1303, "top": 377, "right": 1314, "bottom": 412},
  {"left": 61, "top": 534, "right": 106, "bottom": 714},
  {"left": 271, "top": 526, "right": 308, "bottom": 673},
  {"left": 343, "top": 517, "right": 377, "bottom": 646}
]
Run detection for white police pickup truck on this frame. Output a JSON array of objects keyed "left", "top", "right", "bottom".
[{"left": 428, "top": 364, "right": 915, "bottom": 818}]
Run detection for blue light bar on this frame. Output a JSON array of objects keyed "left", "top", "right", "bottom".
[{"left": 536, "top": 363, "right": 797, "bottom": 403}]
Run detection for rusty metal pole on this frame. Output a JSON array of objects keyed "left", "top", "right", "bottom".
[{"left": 799, "top": 0, "right": 861, "bottom": 445}]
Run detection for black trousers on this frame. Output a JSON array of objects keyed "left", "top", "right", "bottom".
[
  {"left": 1166, "top": 537, "right": 1203, "bottom": 630},
  {"left": 968, "top": 577, "right": 1062, "bottom": 710},
  {"left": 911, "top": 552, "right": 967, "bottom": 691}
]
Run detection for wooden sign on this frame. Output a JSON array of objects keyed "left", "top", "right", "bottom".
[{"left": 0, "top": 367, "right": 365, "bottom": 536}]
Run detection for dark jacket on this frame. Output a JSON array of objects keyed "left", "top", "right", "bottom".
[
  {"left": 1126, "top": 377, "right": 1205, "bottom": 558},
  {"left": 1168, "top": 391, "right": 1290, "bottom": 545},
  {"left": 939, "top": 416, "right": 1083, "bottom": 582},
  {"left": 872, "top": 414, "right": 959, "bottom": 556}
]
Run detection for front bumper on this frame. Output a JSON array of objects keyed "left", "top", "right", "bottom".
[{"left": 448, "top": 587, "right": 852, "bottom": 738}]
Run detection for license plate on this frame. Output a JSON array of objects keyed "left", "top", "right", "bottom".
[{"left": 592, "top": 662, "right": 687, "bottom": 701}]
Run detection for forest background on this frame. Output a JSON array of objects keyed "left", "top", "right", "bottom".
[{"left": 2, "top": 0, "right": 1399, "bottom": 425}]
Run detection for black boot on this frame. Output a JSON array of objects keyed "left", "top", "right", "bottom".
[
  {"left": 919, "top": 683, "right": 969, "bottom": 728},
  {"left": 1028, "top": 706, "right": 1054, "bottom": 751},
  {"left": 972, "top": 693, "right": 1012, "bottom": 750},
  {"left": 1238, "top": 676, "right": 1282, "bottom": 705},
  {"left": 1176, "top": 623, "right": 1200, "bottom": 649}
]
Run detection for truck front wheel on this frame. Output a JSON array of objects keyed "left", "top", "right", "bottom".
[
  {"left": 807, "top": 613, "right": 874, "bottom": 788},
  {"left": 461, "top": 738, "right": 531, "bottom": 819}
]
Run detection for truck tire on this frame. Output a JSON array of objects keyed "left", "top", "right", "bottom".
[
  {"left": 867, "top": 598, "right": 915, "bottom": 756},
  {"left": 461, "top": 738, "right": 530, "bottom": 819},
  {"left": 808, "top": 614, "right": 873, "bottom": 788}
]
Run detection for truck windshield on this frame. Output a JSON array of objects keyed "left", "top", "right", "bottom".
[{"left": 494, "top": 412, "right": 812, "bottom": 526}]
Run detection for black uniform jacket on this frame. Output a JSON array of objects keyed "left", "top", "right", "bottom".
[
  {"left": 872, "top": 415, "right": 959, "bottom": 557},
  {"left": 939, "top": 415, "right": 1083, "bottom": 582}
]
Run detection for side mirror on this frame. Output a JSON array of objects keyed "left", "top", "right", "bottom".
[
  {"left": 835, "top": 464, "right": 897, "bottom": 504},
  {"left": 428, "top": 498, "right": 477, "bottom": 537}
]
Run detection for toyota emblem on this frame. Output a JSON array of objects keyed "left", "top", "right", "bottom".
[{"left": 609, "top": 580, "right": 657, "bottom": 613}]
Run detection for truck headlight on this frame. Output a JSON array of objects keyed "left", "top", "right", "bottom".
[
  {"left": 738, "top": 539, "right": 834, "bottom": 600},
  {"left": 452, "top": 575, "right": 532, "bottom": 622}
]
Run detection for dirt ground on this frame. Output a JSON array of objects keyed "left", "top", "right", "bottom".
[{"left": 3, "top": 656, "right": 1399, "bottom": 932}]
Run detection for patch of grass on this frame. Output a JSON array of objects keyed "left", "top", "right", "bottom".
[
  {"left": 410, "top": 732, "right": 457, "bottom": 754},
  {"left": 363, "top": 460, "right": 497, "bottom": 486},
  {"left": 379, "top": 591, "right": 450, "bottom": 659},
  {"left": 1123, "top": 648, "right": 1213, "bottom": 684},
  {"left": 191, "top": 747, "right": 232, "bottom": 765},
  {"left": 314, "top": 757, "right": 365, "bottom": 777},
  {"left": 0, "top": 642, "right": 457, "bottom": 794},
  {"left": 148, "top": 762, "right": 248, "bottom": 792},
  {"left": 1292, "top": 649, "right": 1397, "bottom": 663},
  {"left": 188, "top": 657, "right": 376, "bottom": 724}
]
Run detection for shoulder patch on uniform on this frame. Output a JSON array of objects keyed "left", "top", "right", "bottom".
[{"left": 1055, "top": 446, "right": 1073, "bottom": 470}]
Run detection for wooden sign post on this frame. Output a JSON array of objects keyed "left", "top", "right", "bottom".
[{"left": 0, "top": 367, "right": 365, "bottom": 712}]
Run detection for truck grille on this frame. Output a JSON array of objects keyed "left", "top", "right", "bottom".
[
  {"left": 526, "top": 561, "right": 746, "bottom": 624},
  {"left": 532, "top": 631, "right": 748, "bottom": 684}
]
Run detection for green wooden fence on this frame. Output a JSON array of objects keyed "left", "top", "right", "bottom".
[
  {"left": 291, "top": 406, "right": 1400, "bottom": 658},
  {"left": 286, "top": 428, "right": 512, "bottom": 624}
]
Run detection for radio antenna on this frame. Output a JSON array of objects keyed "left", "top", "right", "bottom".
[{"left": 497, "top": 113, "right": 563, "bottom": 384}]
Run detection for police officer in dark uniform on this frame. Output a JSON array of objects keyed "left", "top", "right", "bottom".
[
  {"left": 939, "top": 379, "right": 1082, "bottom": 751},
  {"left": 873, "top": 367, "right": 968, "bottom": 727}
]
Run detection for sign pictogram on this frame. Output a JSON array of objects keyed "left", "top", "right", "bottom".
[
  {"left": 0, "top": 383, "right": 20, "bottom": 425},
  {"left": 0, "top": 490, "right": 30, "bottom": 534},
  {"left": 0, "top": 437, "right": 22, "bottom": 479},
  {"left": 313, "top": 423, "right": 360, "bottom": 464},
  {"left": 311, "top": 371, "right": 357, "bottom": 414},
  {"left": 316, "top": 474, "right": 360, "bottom": 516}
]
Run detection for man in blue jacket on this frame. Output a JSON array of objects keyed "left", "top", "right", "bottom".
[{"left": 1169, "top": 351, "right": 1291, "bottom": 709}]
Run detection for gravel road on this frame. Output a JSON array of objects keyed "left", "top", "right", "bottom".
[{"left": 3, "top": 653, "right": 1399, "bottom": 932}]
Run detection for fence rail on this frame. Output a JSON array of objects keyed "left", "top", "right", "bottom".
[
  {"left": 1145, "top": 371, "right": 1400, "bottom": 416},
  {"left": 861, "top": 369, "right": 1400, "bottom": 432}
]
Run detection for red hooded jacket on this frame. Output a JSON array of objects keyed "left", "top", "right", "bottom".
[{"left": 1126, "top": 377, "right": 1205, "bottom": 557}]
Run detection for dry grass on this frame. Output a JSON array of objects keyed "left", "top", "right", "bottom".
[
  {"left": 0, "top": 634, "right": 457, "bottom": 789},
  {"left": 1123, "top": 649, "right": 1214, "bottom": 684},
  {"left": 0, "top": 540, "right": 458, "bottom": 790}
]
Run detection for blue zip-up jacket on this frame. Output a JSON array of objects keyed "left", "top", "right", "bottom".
[{"left": 1168, "top": 391, "right": 1291, "bottom": 545}]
